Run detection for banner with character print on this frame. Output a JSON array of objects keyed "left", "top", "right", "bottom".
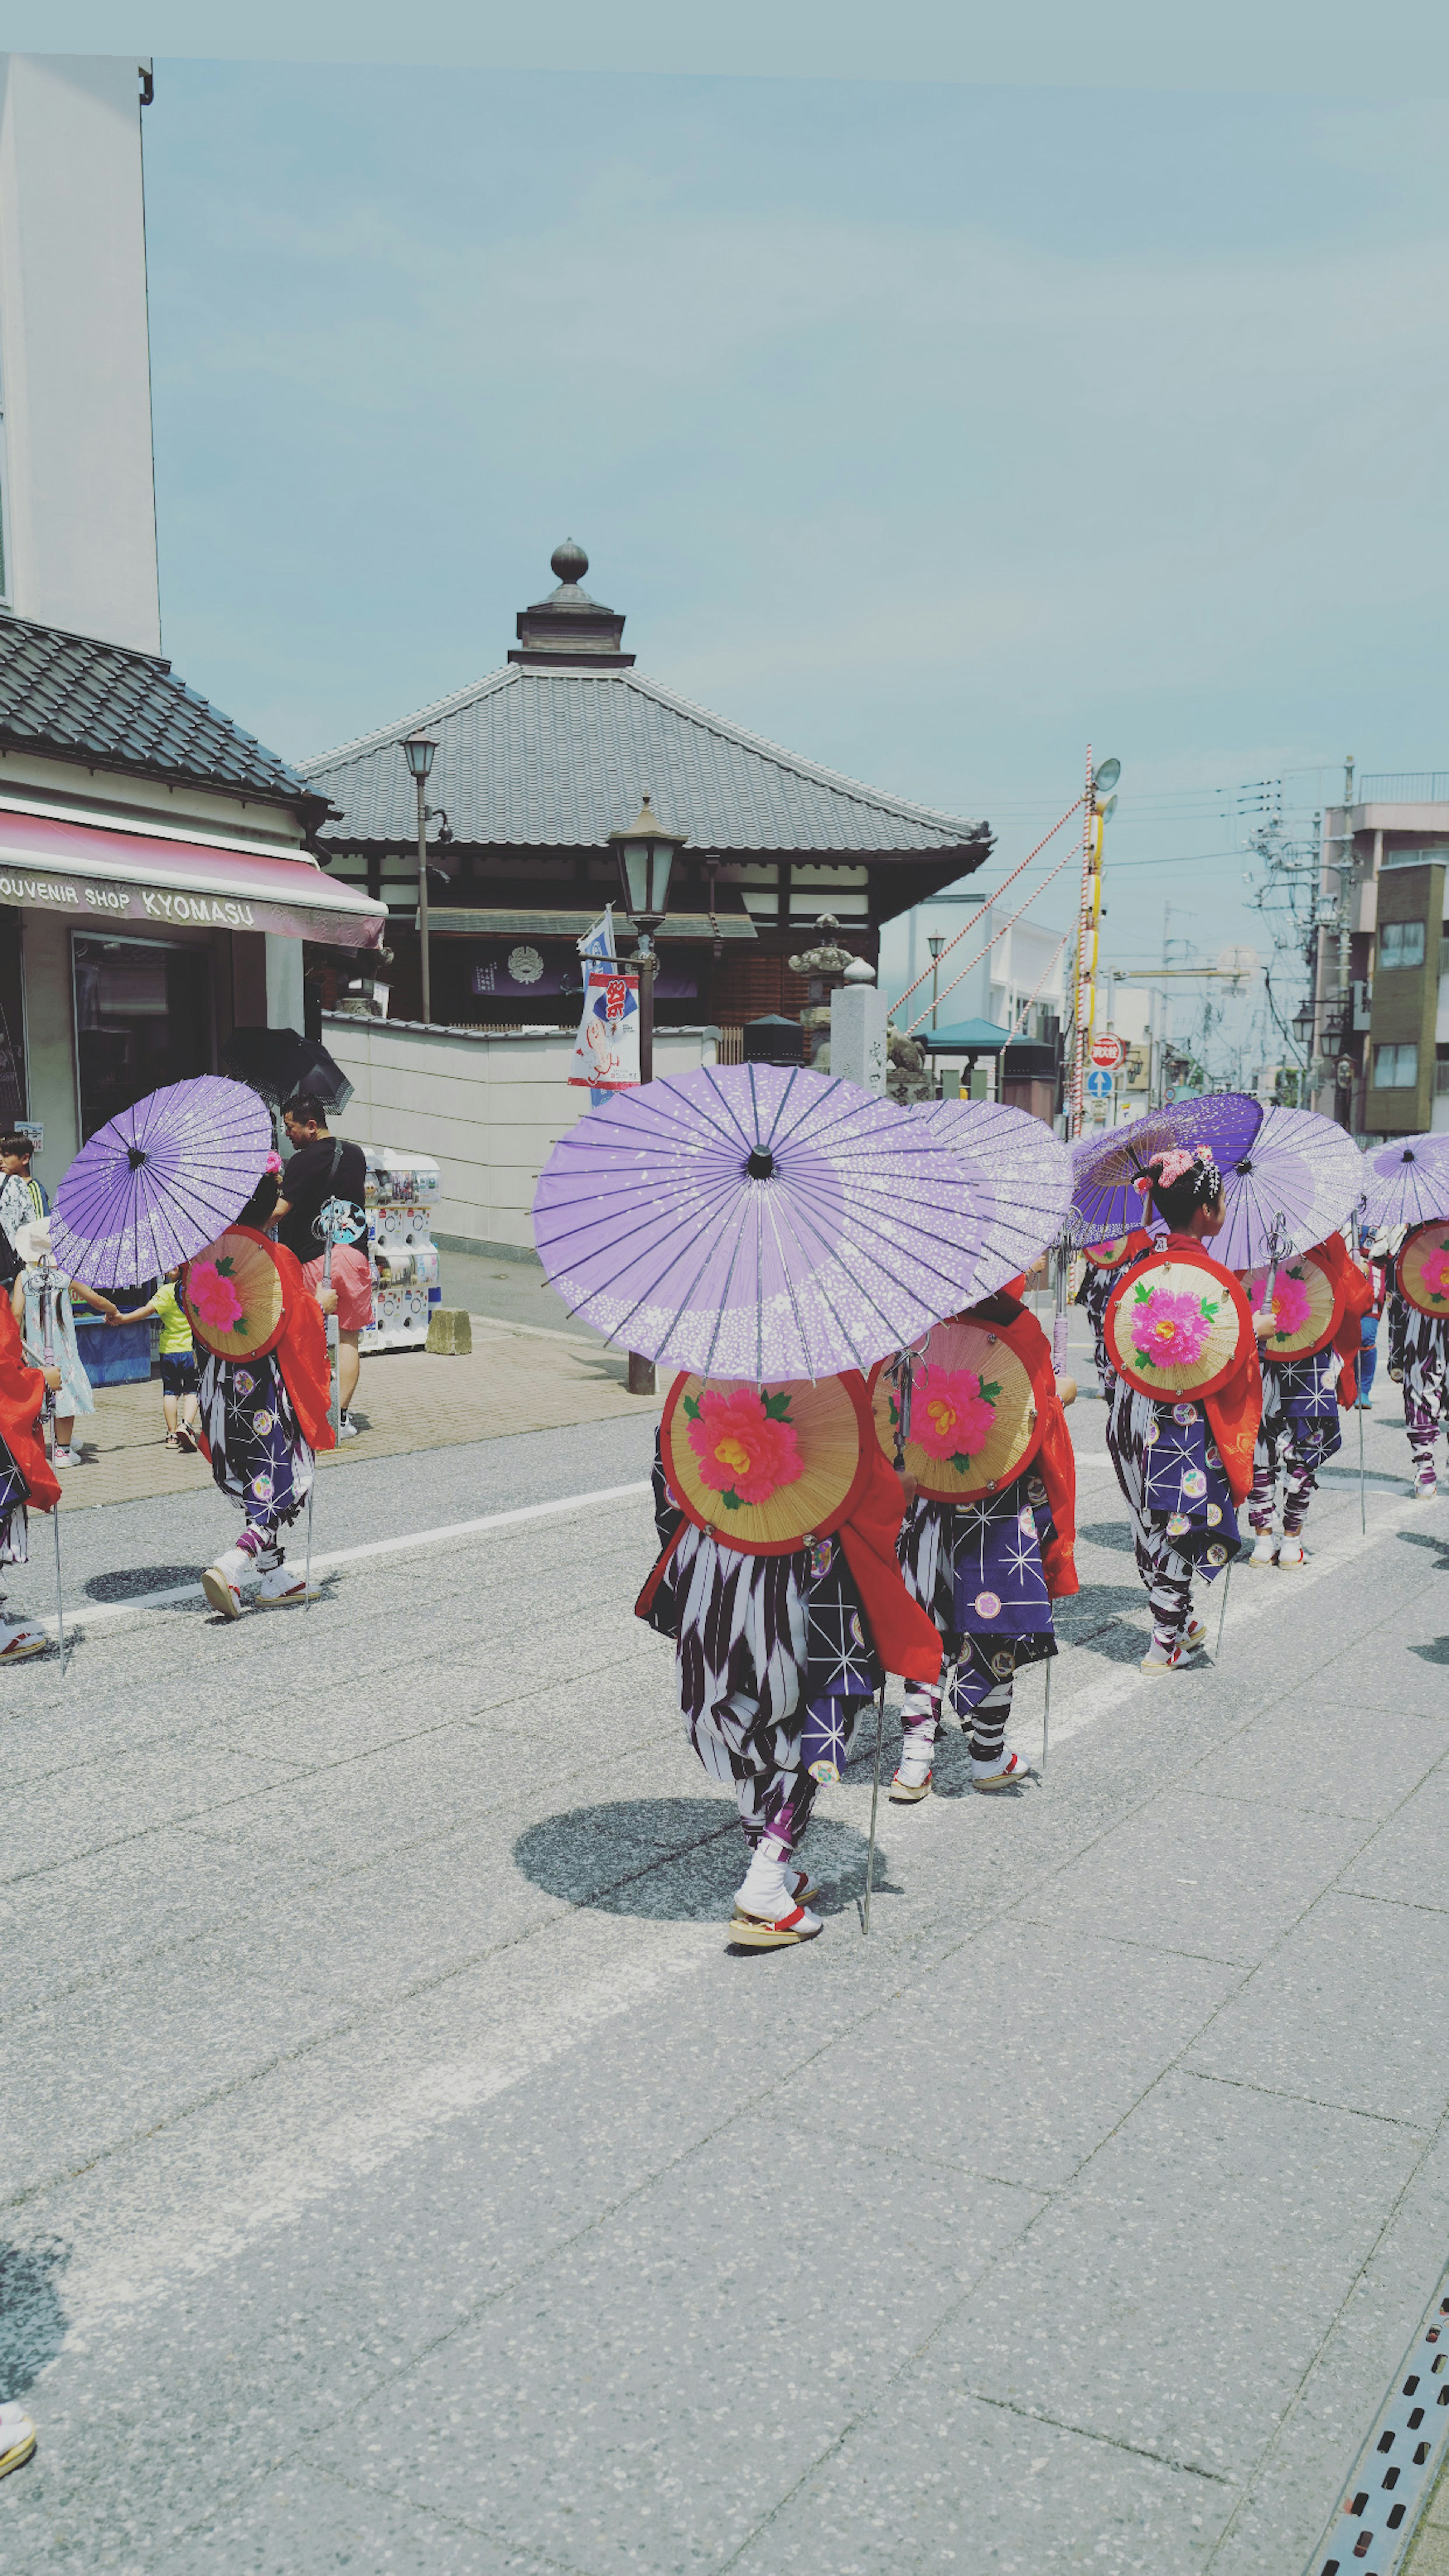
[{"left": 568, "top": 968, "right": 641, "bottom": 1091}]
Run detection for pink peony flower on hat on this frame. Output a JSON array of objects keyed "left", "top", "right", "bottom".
[
  {"left": 1420, "top": 1243, "right": 1449, "bottom": 1302},
  {"left": 912, "top": 1363, "right": 998, "bottom": 1462},
  {"left": 1244, "top": 1266, "right": 1312, "bottom": 1337},
  {"left": 687, "top": 1387, "right": 804, "bottom": 1506},
  {"left": 264, "top": 1150, "right": 283, "bottom": 1174},
  {"left": 189, "top": 1259, "right": 244, "bottom": 1330},
  {"left": 1130, "top": 1286, "right": 1212, "bottom": 1367}
]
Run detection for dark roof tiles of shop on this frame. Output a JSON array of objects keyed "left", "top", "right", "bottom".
[{"left": 0, "top": 614, "right": 315, "bottom": 806}]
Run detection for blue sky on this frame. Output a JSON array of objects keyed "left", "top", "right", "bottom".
[{"left": 141, "top": 60, "right": 1449, "bottom": 1053}]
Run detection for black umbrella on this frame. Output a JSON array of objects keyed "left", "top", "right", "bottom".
[{"left": 219, "top": 1028, "right": 355, "bottom": 1115}]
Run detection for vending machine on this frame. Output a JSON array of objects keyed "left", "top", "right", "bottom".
[{"left": 356, "top": 1146, "right": 442, "bottom": 1353}]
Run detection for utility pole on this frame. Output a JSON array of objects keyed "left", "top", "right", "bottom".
[{"left": 1069, "top": 746, "right": 1094, "bottom": 1137}]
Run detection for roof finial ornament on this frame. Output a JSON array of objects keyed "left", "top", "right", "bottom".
[{"left": 550, "top": 538, "right": 589, "bottom": 588}]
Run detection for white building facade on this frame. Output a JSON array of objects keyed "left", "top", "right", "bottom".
[{"left": 0, "top": 55, "right": 384, "bottom": 1193}]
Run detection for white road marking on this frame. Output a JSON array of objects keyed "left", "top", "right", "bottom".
[
  {"left": 1010, "top": 1480, "right": 1421, "bottom": 1757},
  {"left": 58, "top": 1929, "right": 714, "bottom": 2333},
  {"left": 31, "top": 1482, "right": 654, "bottom": 1635}
]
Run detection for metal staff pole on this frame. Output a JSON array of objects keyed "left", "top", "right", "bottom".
[
  {"left": 1215, "top": 1558, "right": 1233, "bottom": 1661},
  {"left": 1041, "top": 1658, "right": 1051, "bottom": 1779},
  {"left": 1358, "top": 1400, "right": 1367, "bottom": 1536},
  {"left": 38, "top": 1261, "right": 65, "bottom": 1676},
  {"left": 862, "top": 1681, "right": 886, "bottom": 1935}
]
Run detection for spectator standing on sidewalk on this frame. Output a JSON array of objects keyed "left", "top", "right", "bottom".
[
  {"left": 272, "top": 1097, "right": 370, "bottom": 1441},
  {"left": 115, "top": 1266, "right": 202, "bottom": 1450},
  {"left": 11, "top": 1220, "right": 120, "bottom": 1466},
  {"left": 0, "top": 1131, "right": 48, "bottom": 1259}
]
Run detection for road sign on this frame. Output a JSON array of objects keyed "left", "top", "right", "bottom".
[
  {"left": 1085, "top": 1066, "right": 1115, "bottom": 1101},
  {"left": 1089, "top": 1033, "right": 1126, "bottom": 1070}
]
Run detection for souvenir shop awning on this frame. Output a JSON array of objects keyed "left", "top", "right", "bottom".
[{"left": 0, "top": 802, "right": 389, "bottom": 948}]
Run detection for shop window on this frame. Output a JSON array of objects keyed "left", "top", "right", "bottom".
[
  {"left": 73, "top": 935, "right": 213, "bottom": 1142},
  {"left": 1372, "top": 1041, "right": 1419, "bottom": 1089},
  {"left": 1378, "top": 920, "right": 1426, "bottom": 970}
]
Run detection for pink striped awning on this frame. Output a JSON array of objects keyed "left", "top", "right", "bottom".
[{"left": 0, "top": 802, "right": 387, "bottom": 948}]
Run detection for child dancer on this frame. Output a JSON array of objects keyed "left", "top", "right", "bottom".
[
  {"left": 181, "top": 1225, "right": 335, "bottom": 1616},
  {"left": 1102, "top": 1147, "right": 1264, "bottom": 1675},
  {"left": 890, "top": 1284, "right": 1078, "bottom": 1798},
  {"left": 1388, "top": 1219, "right": 1449, "bottom": 1499},
  {"left": 640, "top": 1370, "right": 942, "bottom": 1948},
  {"left": 1075, "top": 1230, "right": 1155, "bottom": 1396},
  {"left": 1243, "top": 1234, "right": 1369, "bottom": 1570},
  {"left": 0, "top": 1294, "right": 61, "bottom": 1661}
]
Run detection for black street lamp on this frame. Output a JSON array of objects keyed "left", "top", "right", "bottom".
[
  {"left": 400, "top": 735, "right": 438, "bottom": 1024},
  {"left": 608, "top": 792, "right": 687, "bottom": 1088},
  {"left": 608, "top": 792, "right": 686, "bottom": 1398}
]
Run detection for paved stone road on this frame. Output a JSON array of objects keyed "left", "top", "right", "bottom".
[
  {"left": 51, "top": 1318, "right": 660, "bottom": 1512},
  {"left": 1, "top": 1344, "right": 1446, "bottom": 2574}
]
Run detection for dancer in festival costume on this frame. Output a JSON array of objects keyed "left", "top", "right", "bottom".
[
  {"left": 639, "top": 1369, "right": 943, "bottom": 1949},
  {"left": 1387, "top": 1218, "right": 1449, "bottom": 1499},
  {"left": 884, "top": 1282, "right": 1078, "bottom": 1798},
  {"left": 1101, "top": 1147, "right": 1266, "bottom": 1675},
  {"left": 0, "top": 1293, "right": 61, "bottom": 1661},
  {"left": 180, "top": 1224, "right": 335, "bottom": 1617},
  {"left": 1240, "top": 1233, "right": 1371, "bottom": 1570},
  {"left": 1075, "top": 1230, "right": 1156, "bottom": 1396}
]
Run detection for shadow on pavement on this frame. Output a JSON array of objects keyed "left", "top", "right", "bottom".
[
  {"left": 514, "top": 1797, "right": 874, "bottom": 1921},
  {"left": 1077, "top": 1520, "right": 1135, "bottom": 1554},
  {"left": 84, "top": 1563, "right": 198, "bottom": 1601},
  {"left": 1409, "top": 1638, "right": 1449, "bottom": 1666},
  {"left": 1397, "top": 1529, "right": 1449, "bottom": 1573},
  {"left": 0, "top": 2239, "right": 69, "bottom": 2395}
]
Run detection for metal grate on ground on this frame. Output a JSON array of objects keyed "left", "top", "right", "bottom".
[{"left": 1307, "top": 2271, "right": 1449, "bottom": 2574}]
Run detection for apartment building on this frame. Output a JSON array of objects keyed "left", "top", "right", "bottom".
[{"left": 1312, "top": 774, "right": 1449, "bottom": 1138}]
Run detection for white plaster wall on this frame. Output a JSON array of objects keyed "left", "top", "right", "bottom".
[
  {"left": 322, "top": 1017, "right": 718, "bottom": 1256},
  {"left": 265, "top": 933, "right": 305, "bottom": 1033},
  {"left": 18, "top": 906, "right": 78, "bottom": 1188},
  {"left": 0, "top": 54, "right": 160, "bottom": 651}
]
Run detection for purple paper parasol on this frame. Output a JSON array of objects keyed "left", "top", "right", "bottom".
[
  {"left": 531, "top": 1062, "right": 1003, "bottom": 1381},
  {"left": 1215, "top": 1105, "right": 1364, "bottom": 1270},
  {"left": 51, "top": 1076, "right": 273, "bottom": 1289},
  {"left": 912, "top": 1100, "right": 1072, "bottom": 1298},
  {"left": 1071, "top": 1095, "right": 1263, "bottom": 1241},
  {"left": 1359, "top": 1131, "right": 1449, "bottom": 1234}
]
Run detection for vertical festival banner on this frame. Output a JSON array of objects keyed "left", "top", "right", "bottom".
[{"left": 568, "top": 966, "right": 641, "bottom": 1090}]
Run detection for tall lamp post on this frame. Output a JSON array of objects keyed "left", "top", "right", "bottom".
[
  {"left": 400, "top": 735, "right": 438, "bottom": 1026},
  {"left": 609, "top": 792, "right": 686, "bottom": 1396},
  {"left": 928, "top": 932, "right": 944, "bottom": 1030},
  {"left": 1069, "top": 754, "right": 1120, "bottom": 1137}
]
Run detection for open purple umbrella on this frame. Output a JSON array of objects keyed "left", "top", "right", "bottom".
[
  {"left": 912, "top": 1099, "right": 1072, "bottom": 1298},
  {"left": 1360, "top": 1132, "right": 1449, "bottom": 1234},
  {"left": 532, "top": 1062, "right": 998, "bottom": 1381},
  {"left": 51, "top": 1075, "right": 272, "bottom": 1290},
  {"left": 1071, "top": 1094, "right": 1263, "bottom": 1241},
  {"left": 1215, "top": 1105, "right": 1363, "bottom": 1270}
]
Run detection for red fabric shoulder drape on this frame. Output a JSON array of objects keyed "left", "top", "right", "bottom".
[
  {"left": 992, "top": 1299, "right": 1079, "bottom": 1596},
  {"left": 1316, "top": 1233, "right": 1373, "bottom": 1409},
  {"left": 838, "top": 1445, "right": 944, "bottom": 1684},
  {"left": 273, "top": 1245, "right": 337, "bottom": 1454},
  {"left": 0, "top": 1298, "right": 60, "bottom": 1512}
]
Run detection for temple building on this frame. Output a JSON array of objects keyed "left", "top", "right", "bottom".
[{"left": 300, "top": 544, "right": 991, "bottom": 1037}]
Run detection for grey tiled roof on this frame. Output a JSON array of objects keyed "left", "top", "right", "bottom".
[
  {"left": 300, "top": 666, "right": 987, "bottom": 855},
  {"left": 0, "top": 613, "right": 317, "bottom": 807}
]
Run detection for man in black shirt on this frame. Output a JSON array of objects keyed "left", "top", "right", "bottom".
[{"left": 274, "top": 1097, "right": 371, "bottom": 1438}]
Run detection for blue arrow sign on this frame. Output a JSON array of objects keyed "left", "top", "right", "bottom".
[{"left": 1085, "top": 1067, "right": 1115, "bottom": 1101}]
